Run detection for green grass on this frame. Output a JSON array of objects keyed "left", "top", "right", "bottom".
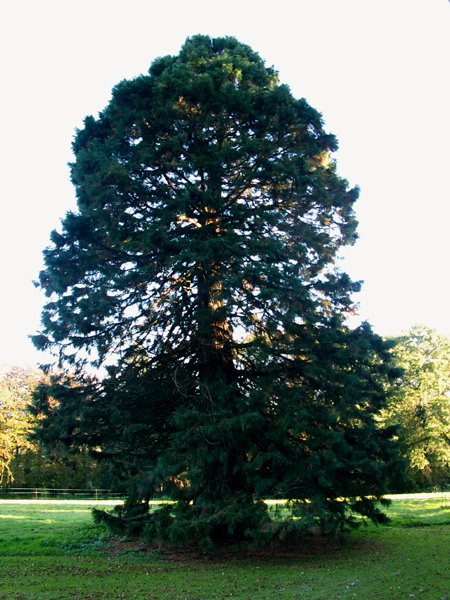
[
  {"left": 0, "top": 496, "right": 449, "bottom": 599},
  {"left": 0, "top": 501, "right": 109, "bottom": 556},
  {"left": 384, "top": 492, "right": 450, "bottom": 526}
]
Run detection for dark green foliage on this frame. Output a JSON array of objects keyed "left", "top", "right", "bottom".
[{"left": 33, "top": 35, "right": 402, "bottom": 545}]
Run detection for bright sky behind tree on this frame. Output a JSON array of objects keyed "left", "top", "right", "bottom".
[{"left": 1, "top": 0, "right": 449, "bottom": 367}]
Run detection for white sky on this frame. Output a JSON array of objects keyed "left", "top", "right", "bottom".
[{"left": 1, "top": 0, "right": 449, "bottom": 367}]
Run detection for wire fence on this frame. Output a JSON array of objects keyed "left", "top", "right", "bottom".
[{"left": 0, "top": 488, "right": 124, "bottom": 501}]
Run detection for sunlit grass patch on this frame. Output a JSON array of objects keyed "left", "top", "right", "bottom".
[
  {"left": 384, "top": 493, "right": 450, "bottom": 527},
  {"left": 0, "top": 501, "right": 97, "bottom": 556}
]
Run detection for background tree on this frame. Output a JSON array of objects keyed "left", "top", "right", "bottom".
[
  {"left": 382, "top": 325, "right": 450, "bottom": 490},
  {"left": 33, "top": 35, "right": 401, "bottom": 545},
  {"left": 0, "top": 365, "right": 41, "bottom": 485},
  {"left": 0, "top": 365, "right": 110, "bottom": 490},
  {"left": 9, "top": 445, "right": 113, "bottom": 490}
]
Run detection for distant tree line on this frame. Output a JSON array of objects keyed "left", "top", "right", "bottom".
[
  {"left": 1, "top": 324, "right": 450, "bottom": 494},
  {"left": 0, "top": 366, "right": 115, "bottom": 491}
]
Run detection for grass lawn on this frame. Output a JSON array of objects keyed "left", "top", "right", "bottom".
[{"left": 0, "top": 495, "right": 449, "bottom": 599}]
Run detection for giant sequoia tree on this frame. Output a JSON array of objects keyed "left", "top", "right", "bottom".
[{"left": 33, "top": 36, "right": 400, "bottom": 545}]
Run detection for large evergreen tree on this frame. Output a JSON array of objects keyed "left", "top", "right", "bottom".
[{"left": 33, "top": 35, "right": 401, "bottom": 545}]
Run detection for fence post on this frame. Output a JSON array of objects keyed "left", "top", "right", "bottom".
[{"left": 35, "top": 488, "right": 38, "bottom": 500}]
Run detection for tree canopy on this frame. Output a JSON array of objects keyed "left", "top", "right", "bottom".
[{"left": 33, "top": 35, "right": 401, "bottom": 546}]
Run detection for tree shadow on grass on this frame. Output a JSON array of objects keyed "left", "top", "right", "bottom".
[{"left": 105, "top": 528, "right": 384, "bottom": 565}]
